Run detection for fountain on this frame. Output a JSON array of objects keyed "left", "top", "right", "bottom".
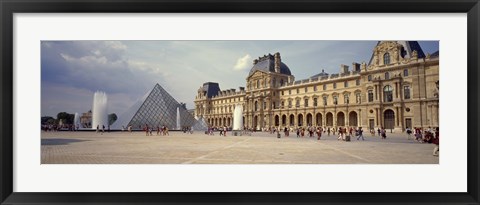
[
  {"left": 176, "top": 107, "right": 181, "bottom": 130},
  {"left": 92, "top": 91, "right": 108, "bottom": 130},
  {"left": 233, "top": 104, "right": 243, "bottom": 135},
  {"left": 74, "top": 112, "right": 80, "bottom": 129}
]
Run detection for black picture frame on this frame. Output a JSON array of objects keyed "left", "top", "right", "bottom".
[{"left": 1, "top": 0, "right": 479, "bottom": 204}]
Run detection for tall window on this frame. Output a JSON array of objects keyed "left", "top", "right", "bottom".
[
  {"left": 273, "top": 78, "right": 276, "bottom": 87},
  {"left": 403, "top": 69, "right": 409, "bottom": 77},
  {"left": 282, "top": 91, "right": 284, "bottom": 95},
  {"left": 384, "top": 52, "right": 390, "bottom": 65},
  {"left": 404, "top": 86, "right": 411, "bottom": 99},
  {"left": 289, "top": 90, "right": 291, "bottom": 95},
  {"left": 344, "top": 81, "right": 348, "bottom": 88},
  {"left": 356, "top": 79, "right": 360, "bottom": 86},
  {"left": 313, "top": 98, "right": 318, "bottom": 107},
  {"left": 304, "top": 99, "right": 309, "bottom": 107},
  {"left": 257, "top": 79, "right": 260, "bottom": 88},
  {"left": 368, "top": 75, "right": 372, "bottom": 81},
  {"left": 314, "top": 85, "right": 317, "bottom": 91},
  {"left": 281, "top": 101, "right": 285, "bottom": 108},
  {"left": 280, "top": 79, "right": 284, "bottom": 86},
  {"left": 385, "top": 72, "right": 390, "bottom": 80},
  {"left": 296, "top": 99, "right": 300, "bottom": 107},
  {"left": 255, "top": 101, "right": 258, "bottom": 111},
  {"left": 296, "top": 88, "right": 299, "bottom": 94},
  {"left": 323, "top": 84, "right": 327, "bottom": 90},
  {"left": 383, "top": 85, "right": 393, "bottom": 102},
  {"left": 263, "top": 101, "right": 267, "bottom": 110},
  {"left": 356, "top": 93, "right": 361, "bottom": 104},
  {"left": 333, "top": 83, "right": 337, "bottom": 89},
  {"left": 288, "top": 100, "right": 292, "bottom": 108},
  {"left": 368, "top": 90, "right": 374, "bottom": 102},
  {"left": 333, "top": 96, "right": 338, "bottom": 105},
  {"left": 344, "top": 94, "right": 349, "bottom": 104},
  {"left": 323, "top": 96, "right": 327, "bottom": 106},
  {"left": 305, "top": 87, "right": 308, "bottom": 93}
]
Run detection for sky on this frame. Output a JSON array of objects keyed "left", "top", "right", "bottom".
[{"left": 41, "top": 40, "right": 439, "bottom": 117}]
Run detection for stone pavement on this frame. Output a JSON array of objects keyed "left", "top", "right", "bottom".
[{"left": 41, "top": 130, "right": 439, "bottom": 164}]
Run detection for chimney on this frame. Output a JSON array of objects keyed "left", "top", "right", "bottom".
[
  {"left": 352, "top": 62, "right": 361, "bottom": 72},
  {"left": 340, "top": 64, "right": 349, "bottom": 74},
  {"left": 274, "top": 52, "right": 281, "bottom": 73}
]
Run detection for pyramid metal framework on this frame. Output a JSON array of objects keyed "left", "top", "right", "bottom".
[{"left": 126, "top": 83, "right": 197, "bottom": 130}]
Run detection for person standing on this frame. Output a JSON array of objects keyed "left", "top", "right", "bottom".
[
  {"left": 327, "top": 127, "right": 331, "bottom": 136},
  {"left": 433, "top": 128, "right": 439, "bottom": 156},
  {"left": 356, "top": 127, "right": 364, "bottom": 140},
  {"left": 377, "top": 128, "right": 381, "bottom": 137}
]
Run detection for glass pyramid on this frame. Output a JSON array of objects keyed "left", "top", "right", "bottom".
[{"left": 126, "top": 83, "right": 197, "bottom": 130}]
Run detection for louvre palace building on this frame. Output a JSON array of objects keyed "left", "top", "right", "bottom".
[{"left": 194, "top": 41, "right": 439, "bottom": 132}]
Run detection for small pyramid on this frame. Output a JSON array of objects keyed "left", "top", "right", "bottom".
[
  {"left": 118, "top": 84, "right": 196, "bottom": 130},
  {"left": 192, "top": 117, "right": 209, "bottom": 131}
]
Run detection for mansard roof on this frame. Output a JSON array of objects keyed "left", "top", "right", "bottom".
[
  {"left": 248, "top": 53, "right": 292, "bottom": 76},
  {"left": 368, "top": 41, "right": 426, "bottom": 65}
]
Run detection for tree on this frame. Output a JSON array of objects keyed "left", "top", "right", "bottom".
[
  {"left": 41, "top": 116, "right": 55, "bottom": 125},
  {"left": 108, "top": 113, "right": 117, "bottom": 126},
  {"left": 56, "top": 112, "right": 74, "bottom": 124}
]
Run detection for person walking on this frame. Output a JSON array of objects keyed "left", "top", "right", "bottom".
[
  {"left": 377, "top": 128, "right": 381, "bottom": 137},
  {"left": 327, "top": 127, "right": 331, "bottom": 136},
  {"left": 296, "top": 128, "right": 300, "bottom": 138},
  {"left": 356, "top": 127, "right": 364, "bottom": 140},
  {"left": 337, "top": 127, "right": 343, "bottom": 141},
  {"left": 406, "top": 127, "right": 412, "bottom": 140},
  {"left": 381, "top": 127, "right": 386, "bottom": 139},
  {"left": 317, "top": 127, "right": 322, "bottom": 140}
]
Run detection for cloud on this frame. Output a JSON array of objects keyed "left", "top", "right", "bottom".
[{"left": 233, "top": 54, "right": 252, "bottom": 70}]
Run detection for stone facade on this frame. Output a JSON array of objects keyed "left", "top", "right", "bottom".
[{"left": 194, "top": 41, "right": 439, "bottom": 132}]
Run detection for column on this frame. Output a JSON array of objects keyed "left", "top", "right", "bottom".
[
  {"left": 395, "top": 82, "right": 398, "bottom": 99},
  {"left": 395, "top": 107, "right": 399, "bottom": 127}
]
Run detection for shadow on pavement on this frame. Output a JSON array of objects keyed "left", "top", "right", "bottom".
[{"left": 41, "top": 138, "right": 90, "bottom": 145}]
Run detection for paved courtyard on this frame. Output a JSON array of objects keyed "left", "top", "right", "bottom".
[{"left": 41, "top": 130, "right": 439, "bottom": 164}]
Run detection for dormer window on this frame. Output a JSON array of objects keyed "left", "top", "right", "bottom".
[{"left": 384, "top": 53, "right": 390, "bottom": 65}]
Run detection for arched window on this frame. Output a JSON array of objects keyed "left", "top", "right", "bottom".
[
  {"left": 385, "top": 72, "right": 390, "bottom": 80},
  {"left": 384, "top": 53, "right": 390, "bottom": 65},
  {"left": 383, "top": 85, "right": 393, "bottom": 102}
]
